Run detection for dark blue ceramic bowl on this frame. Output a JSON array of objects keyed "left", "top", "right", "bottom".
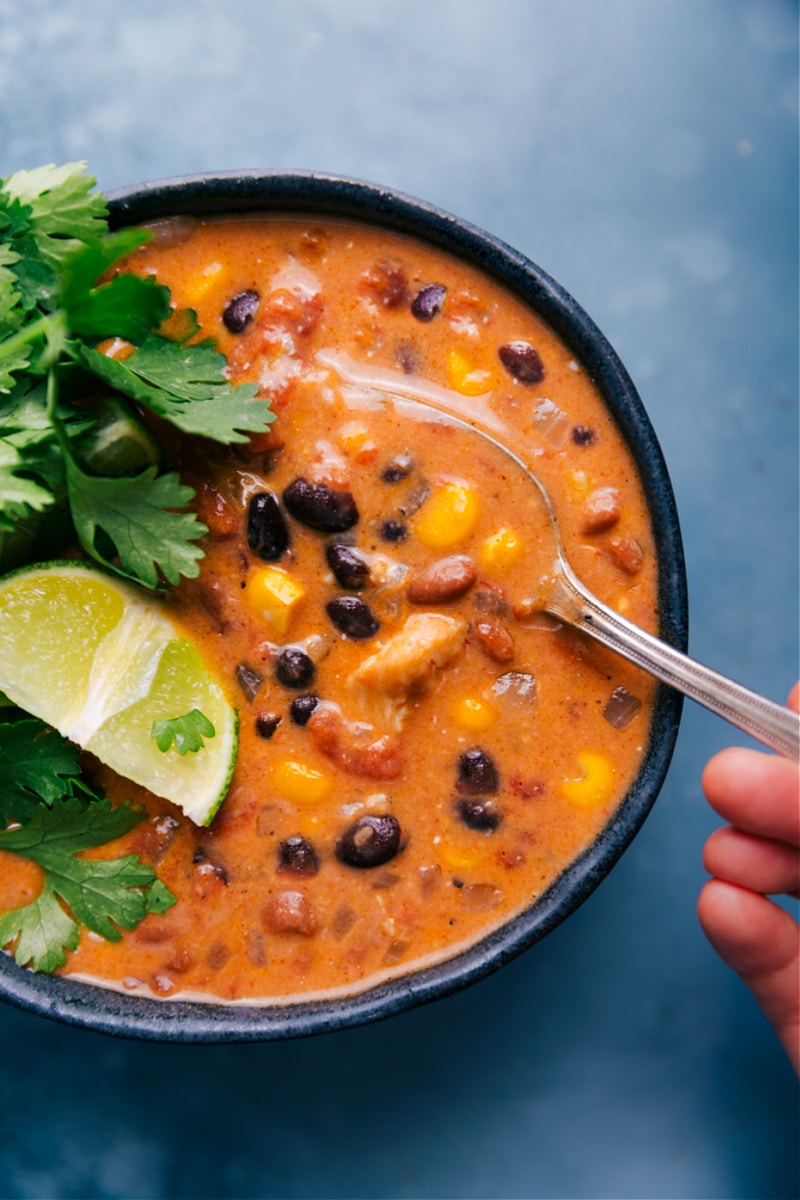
[{"left": 0, "top": 172, "right": 687, "bottom": 1042}]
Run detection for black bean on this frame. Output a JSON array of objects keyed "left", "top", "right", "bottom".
[
  {"left": 498, "top": 341, "right": 545, "bottom": 385},
  {"left": 283, "top": 478, "right": 359, "bottom": 533},
  {"left": 381, "top": 454, "right": 413, "bottom": 484},
  {"left": 255, "top": 712, "right": 282, "bottom": 739},
  {"left": 247, "top": 492, "right": 290, "bottom": 561},
  {"left": 457, "top": 747, "right": 500, "bottom": 795},
  {"left": 380, "top": 519, "right": 407, "bottom": 543},
  {"left": 277, "top": 836, "right": 320, "bottom": 877},
  {"left": 222, "top": 289, "right": 260, "bottom": 334},
  {"left": 336, "top": 815, "right": 403, "bottom": 869},
  {"left": 193, "top": 847, "right": 229, "bottom": 884},
  {"left": 236, "top": 662, "right": 263, "bottom": 701},
  {"left": 276, "top": 648, "right": 315, "bottom": 689},
  {"left": 455, "top": 797, "right": 503, "bottom": 833},
  {"left": 326, "top": 596, "right": 380, "bottom": 639},
  {"left": 411, "top": 282, "right": 447, "bottom": 322},
  {"left": 326, "top": 543, "right": 370, "bottom": 590},
  {"left": 572, "top": 424, "right": 597, "bottom": 446},
  {"left": 289, "top": 694, "right": 320, "bottom": 726}
]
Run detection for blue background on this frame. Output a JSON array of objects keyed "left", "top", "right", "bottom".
[{"left": 0, "top": 1, "right": 797, "bottom": 1196}]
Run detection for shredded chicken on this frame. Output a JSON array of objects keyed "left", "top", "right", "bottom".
[{"left": 348, "top": 612, "right": 467, "bottom": 730}]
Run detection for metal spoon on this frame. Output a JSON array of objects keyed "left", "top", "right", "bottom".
[{"left": 389, "top": 395, "right": 800, "bottom": 761}]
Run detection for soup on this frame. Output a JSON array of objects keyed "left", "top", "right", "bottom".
[{"left": 1, "top": 215, "right": 659, "bottom": 1004}]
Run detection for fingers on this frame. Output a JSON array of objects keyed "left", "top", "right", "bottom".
[
  {"left": 703, "top": 826, "right": 800, "bottom": 897},
  {"left": 702, "top": 748, "right": 800, "bottom": 845},
  {"left": 698, "top": 879, "right": 800, "bottom": 1073}
]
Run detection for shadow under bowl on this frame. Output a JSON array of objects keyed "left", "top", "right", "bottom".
[{"left": 0, "top": 171, "right": 688, "bottom": 1042}]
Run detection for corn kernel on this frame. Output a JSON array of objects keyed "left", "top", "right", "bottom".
[
  {"left": 183, "top": 261, "right": 225, "bottom": 302},
  {"left": 560, "top": 751, "right": 615, "bottom": 808},
  {"left": 338, "top": 421, "right": 370, "bottom": 455},
  {"left": 569, "top": 470, "right": 591, "bottom": 494},
  {"left": 415, "top": 481, "right": 479, "bottom": 549},
  {"left": 440, "top": 844, "right": 482, "bottom": 871},
  {"left": 246, "top": 566, "right": 305, "bottom": 634},
  {"left": 451, "top": 696, "right": 496, "bottom": 732},
  {"left": 480, "top": 527, "right": 523, "bottom": 571},
  {"left": 446, "top": 348, "right": 494, "bottom": 396},
  {"left": 270, "top": 759, "right": 333, "bottom": 806}
]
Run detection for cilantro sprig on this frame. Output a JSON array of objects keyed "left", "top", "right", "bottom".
[
  {"left": 0, "top": 161, "right": 274, "bottom": 587},
  {"left": 151, "top": 709, "right": 216, "bottom": 756},
  {"left": 0, "top": 716, "right": 176, "bottom": 973}
]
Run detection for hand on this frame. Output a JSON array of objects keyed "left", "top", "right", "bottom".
[{"left": 698, "top": 684, "right": 800, "bottom": 1074}]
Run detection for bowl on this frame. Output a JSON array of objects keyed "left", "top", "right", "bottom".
[{"left": 0, "top": 171, "right": 687, "bottom": 1042}]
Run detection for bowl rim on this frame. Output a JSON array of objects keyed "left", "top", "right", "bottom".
[{"left": 0, "top": 170, "right": 687, "bottom": 1042}]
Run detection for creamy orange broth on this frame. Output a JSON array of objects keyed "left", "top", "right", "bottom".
[{"left": 11, "top": 217, "right": 659, "bottom": 1002}]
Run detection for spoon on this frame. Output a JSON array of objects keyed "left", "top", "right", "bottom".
[{"left": 388, "top": 395, "right": 800, "bottom": 761}]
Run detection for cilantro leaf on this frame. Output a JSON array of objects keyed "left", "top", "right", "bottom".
[
  {"left": 0, "top": 439, "right": 55, "bottom": 529},
  {"left": 2, "top": 162, "right": 108, "bottom": 268},
  {"left": 0, "top": 887, "right": 79, "bottom": 974},
  {"left": 64, "top": 453, "right": 206, "bottom": 587},
  {"left": 77, "top": 338, "right": 271, "bottom": 444},
  {"left": 0, "top": 244, "right": 24, "bottom": 340},
  {"left": 0, "top": 719, "right": 82, "bottom": 825},
  {"left": 0, "top": 794, "right": 176, "bottom": 972},
  {"left": 151, "top": 709, "right": 215, "bottom": 756},
  {"left": 59, "top": 231, "right": 171, "bottom": 343}
]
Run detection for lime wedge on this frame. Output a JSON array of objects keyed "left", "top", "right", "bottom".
[
  {"left": 77, "top": 395, "right": 161, "bottom": 476},
  {"left": 0, "top": 561, "right": 238, "bottom": 826}
]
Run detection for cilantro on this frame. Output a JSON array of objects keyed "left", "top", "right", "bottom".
[
  {"left": 77, "top": 336, "right": 263, "bottom": 444},
  {"left": 151, "top": 709, "right": 216, "bottom": 756},
  {"left": 0, "top": 794, "right": 175, "bottom": 973},
  {"left": 0, "top": 716, "right": 177, "bottom": 973},
  {"left": 0, "top": 718, "right": 82, "bottom": 825},
  {"left": 0, "top": 160, "right": 275, "bottom": 587},
  {"left": 64, "top": 454, "right": 206, "bottom": 587}
]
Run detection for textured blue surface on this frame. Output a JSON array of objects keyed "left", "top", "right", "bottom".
[{"left": 0, "top": 1, "right": 797, "bottom": 1196}]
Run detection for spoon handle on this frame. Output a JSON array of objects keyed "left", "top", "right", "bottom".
[{"left": 547, "top": 569, "right": 800, "bottom": 760}]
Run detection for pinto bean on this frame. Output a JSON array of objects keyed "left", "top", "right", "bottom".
[
  {"left": 498, "top": 341, "right": 545, "bottom": 384},
  {"left": 263, "top": 890, "right": 318, "bottom": 936},
  {"left": 307, "top": 705, "right": 403, "bottom": 779},
  {"left": 406, "top": 555, "right": 476, "bottom": 605},
  {"left": 581, "top": 487, "right": 621, "bottom": 534},
  {"left": 473, "top": 618, "right": 515, "bottom": 663},
  {"left": 607, "top": 534, "right": 644, "bottom": 575}
]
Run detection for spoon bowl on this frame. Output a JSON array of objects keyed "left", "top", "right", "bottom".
[{"left": 384, "top": 394, "right": 800, "bottom": 760}]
